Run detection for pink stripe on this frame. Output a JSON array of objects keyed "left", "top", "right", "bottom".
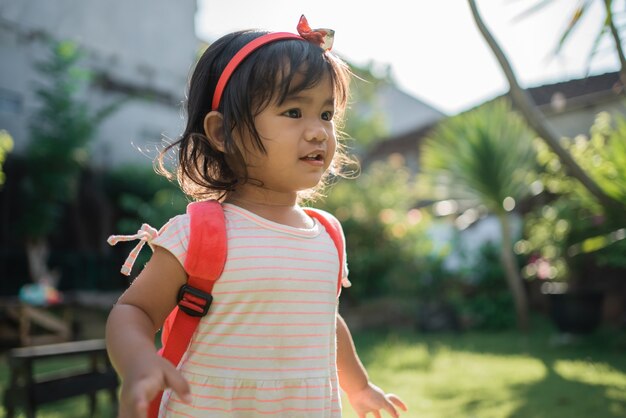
[
  {"left": 229, "top": 225, "right": 278, "bottom": 231},
  {"left": 196, "top": 331, "right": 327, "bottom": 338},
  {"left": 164, "top": 406, "right": 195, "bottom": 417},
  {"left": 212, "top": 288, "right": 335, "bottom": 295},
  {"left": 158, "top": 239, "right": 184, "bottom": 251},
  {"left": 211, "top": 300, "right": 336, "bottom": 306},
  {"left": 183, "top": 374, "right": 331, "bottom": 391},
  {"left": 219, "top": 277, "right": 333, "bottom": 285},
  {"left": 168, "top": 399, "right": 330, "bottom": 414},
  {"left": 225, "top": 266, "right": 335, "bottom": 274},
  {"left": 230, "top": 235, "right": 328, "bottom": 245},
  {"left": 202, "top": 321, "right": 329, "bottom": 327},
  {"left": 192, "top": 341, "right": 327, "bottom": 349},
  {"left": 198, "top": 332, "right": 327, "bottom": 338},
  {"left": 192, "top": 393, "right": 329, "bottom": 402},
  {"left": 185, "top": 359, "right": 328, "bottom": 372},
  {"left": 161, "top": 223, "right": 189, "bottom": 237},
  {"left": 207, "top": 310, "right": 331, "bottom": 316},
  {"left": 229, "top": 244, "right": 336, "bottom": 256},
  {"left": 227, "top": 217, "right": 252, "bottom": 225},
  {"left": 228, "top": 255, "right": 335, "bottom": 264},
  {"left": 187, "top": 350, "right": 328, "bottom": 361}
]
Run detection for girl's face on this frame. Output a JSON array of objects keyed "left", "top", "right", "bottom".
[{"left": 236, "top": 72, "right": 337, "bottom": 197}]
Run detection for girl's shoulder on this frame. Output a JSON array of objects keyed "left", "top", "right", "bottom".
[
  {"left": 303, "top": 207, "right": 340, "bottom": 222},
  {"left": 156, "top": 213, "right": 191, "bottom": 237},
  {"left": 152, "top": 213, "right": 191, "bottom": 266}
]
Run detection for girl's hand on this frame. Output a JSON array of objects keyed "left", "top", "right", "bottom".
[
  {"left": 346, "top": 383, "right": 408, "bottom": 418},
  {"left": 118, "top": 354, "right": 191, "bottom": 418}
]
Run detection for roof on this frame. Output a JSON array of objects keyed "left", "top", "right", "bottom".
[
  {"left": 525, "top": 71, "right": 622, "bottom": 112},
  {"left": 363, "top": 71, "right": 623, "bottom": 165},
  {"left": 362, "top": 122, "right": 437, "bottom": 166}
]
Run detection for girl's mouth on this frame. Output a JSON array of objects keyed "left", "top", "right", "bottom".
[{"left": 300, "top": 152, "right": 324, "bottom": 162}]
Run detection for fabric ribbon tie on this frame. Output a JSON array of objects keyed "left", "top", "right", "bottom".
[
  {"left": 297, "top": 15, "right": 334, "bottom": 51},
  {"left": 107, "top": 224, "right": 159, "bottom": 276}
]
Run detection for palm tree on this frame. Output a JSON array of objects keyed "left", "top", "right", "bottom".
[
  {"left": 420, "top": 100, "right": 535, "bottom": 331},
  {"left": 514, "top": 0, "right": 626, "bottom": 84}
]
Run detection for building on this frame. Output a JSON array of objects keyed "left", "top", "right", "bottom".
[
  {"left": 365, "top": 71, "right": 626, "bottom": 170},
  {"left": 0, "top": 0, "right": 199, "bottom": 168}
]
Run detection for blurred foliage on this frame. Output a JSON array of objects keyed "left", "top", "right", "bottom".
[
  {"left": 419, "top": 99, "right": 537, "bottom": 213},
  {"left": 19, "top": 40, "right": 118, "bottom": 239},
  {"left": 343, "top": 62, "right": 392, "bottom": 154},
  {"left": 454, "top": 243, "right": 517, "bottom": 330},
  {"left": 318, "top": 154, "right": 439, "bottom": 302},
  {"left": 104, "top": 165, "right": 188, "bottom": 234},
  {"left": 520, "top": 112, "right": 626, "bottom": 281},
  {"left": 0, "top": 129, "right": 13, "bottom": 186},
  {"left": 104, "top": 164, "right": 188, "bottom": 275}
]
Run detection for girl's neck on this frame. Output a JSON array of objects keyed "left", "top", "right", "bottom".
[
  {"left": 225, "top": 185, "right": 298, "bottom": 207},
  {"left": 224, "top": 186, "right": 314, "bottom": 229}
]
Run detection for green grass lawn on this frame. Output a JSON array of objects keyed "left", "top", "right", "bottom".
[
  {"left": 2, "top": 325, "right": 625, "bottom": 417},
  {"left": 342, "top": 326, "right": 626, "bottom": 418}
]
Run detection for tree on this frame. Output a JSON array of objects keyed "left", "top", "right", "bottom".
[
  {"left": 419, "top": 100, "right": 536, "bottom": 331},
  {"left": 20, "top": 41, "right": 117, "bottom": 284},
  {"left": 0, "top": 130, "right": 13, "bottom": 187},
  {"left": 343, "top": 62, "right": 392, "bottom": 155},
  {"left": 515, "top": 0, "right": 626, "bottom": 85},
  {"left": 467, "top": 0, "right": 624, "bottom": 211},
  {"left": 319, "top": 155, "right": 433, "bottom": 302},
  {"left": 522, "top": 112, "right": 626, "bottom": 284}
]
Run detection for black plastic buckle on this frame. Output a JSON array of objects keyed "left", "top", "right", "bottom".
[{"left": 177, "top": 284, "right": 213, "bottom": 317}]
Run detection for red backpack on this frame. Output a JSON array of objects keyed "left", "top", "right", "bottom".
[{"left": 148, "top": 200, "right": 345, "bottom": 417}]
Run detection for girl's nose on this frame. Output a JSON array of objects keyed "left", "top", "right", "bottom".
[{"left": 304, "top": 121, "right": 328, "bottom": 142}]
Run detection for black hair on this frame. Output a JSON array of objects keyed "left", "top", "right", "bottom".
[{"left": 157, "top": 30, "right": 354, "bottom": 201}]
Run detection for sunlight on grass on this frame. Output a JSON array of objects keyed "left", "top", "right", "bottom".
[
  {"left": 341, "top": 331, "right": 626, "bottom": 418},
  {"left": 554, "top": 360, "right": 626, "bottom": 387},
  {"left": 343, "top": 340, "right": 546, "bottom": 418}
]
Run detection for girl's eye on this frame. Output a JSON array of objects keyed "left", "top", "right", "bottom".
[
  {"left": 321, "top": 111, "right": 334, "bottom": 121},
  {"left": 283, "top": 109, "right": 301, "bottom": 118}
]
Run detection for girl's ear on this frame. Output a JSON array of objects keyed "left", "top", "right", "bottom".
[{"left": 203, "top": 111, "right": 226, "bottom": 152}]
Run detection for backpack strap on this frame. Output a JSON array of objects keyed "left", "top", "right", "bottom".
[
  {"left": 303, "top": 208, "right": 345, "bottom": 295},
  {"left": 148, "top": 199, "right": 226, "bottom": 418}
]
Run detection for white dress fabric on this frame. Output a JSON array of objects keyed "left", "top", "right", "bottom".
[{"left": 151, "top": 203, "right": 348, "bottom": 417}]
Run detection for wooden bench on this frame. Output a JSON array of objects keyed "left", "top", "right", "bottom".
[{"left": 3, "top": 339, "right": 118, "bottom": 418}]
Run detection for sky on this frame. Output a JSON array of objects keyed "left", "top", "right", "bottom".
[{"left": 195, "top": 0, "right": 619, "bottom": 115}]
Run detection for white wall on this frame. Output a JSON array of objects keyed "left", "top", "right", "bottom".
[
  {"left": 0, "top": 0, "right": 198, "bottom": 167},
  {"left": 544, "top": 100, "right": 626, "bottom": 139}
]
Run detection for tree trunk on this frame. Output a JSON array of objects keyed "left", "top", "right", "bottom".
[
  {"left": 467, "top": 0, "right": 623, "bottom": 211},
  {"left": 497, "top": 212, "right": 529, "bottom": 332},
  {"left": 603, "top": 0, "right": 626, "bottom": 88}
]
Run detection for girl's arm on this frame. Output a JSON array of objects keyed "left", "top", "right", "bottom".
[
  {"left": 106, "top": 246, "right": 192, "bottom": 417},
  {"left": 336, "top": 313, "right": 407, "bottom": 418}
]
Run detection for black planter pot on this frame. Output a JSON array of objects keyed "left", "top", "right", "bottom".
[{"left": 549, "top": 292, "right": 604, "bottom": 334}]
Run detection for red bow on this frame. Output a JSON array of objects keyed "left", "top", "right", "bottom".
[{"left": 297, "top": 15, "right": 334, "bottom": 51}]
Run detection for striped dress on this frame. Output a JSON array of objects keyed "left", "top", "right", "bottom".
[{"left": 150, "top": 203, "right": 348, "bottom": 418}]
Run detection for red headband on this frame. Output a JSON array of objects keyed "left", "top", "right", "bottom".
[{"left": 211, "top": 15, "right": 335, "bottom": 111}]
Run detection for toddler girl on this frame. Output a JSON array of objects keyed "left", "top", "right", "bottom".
[{"left": 106, "top": 15, "right": 407, "bottom": 418}]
